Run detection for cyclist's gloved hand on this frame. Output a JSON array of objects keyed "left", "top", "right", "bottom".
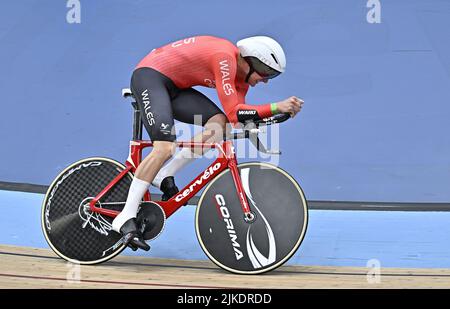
[{"left": 276, "top": 96, "right": 304, "bottom": 118}]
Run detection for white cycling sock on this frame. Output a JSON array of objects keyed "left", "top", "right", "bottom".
[
  {"left": 152, "top": 147, "right": 198, "bottom": 188},
  {"left": 112, "top": 177, "right": 150, "bottom": 232}
]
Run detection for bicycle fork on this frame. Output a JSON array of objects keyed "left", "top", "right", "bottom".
[{"left": 221, "top": 141, "right": 255, "bottom": 223}]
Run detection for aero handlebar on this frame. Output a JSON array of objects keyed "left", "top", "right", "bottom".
[{"left": 226, "top": 112, "right": 291, "bottom": 155}]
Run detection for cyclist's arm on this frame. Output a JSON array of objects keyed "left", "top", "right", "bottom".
[{"left": 212, "top": 53, "right": 274, "bottom": 127}]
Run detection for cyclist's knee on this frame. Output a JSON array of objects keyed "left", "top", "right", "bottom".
[
  {"left": 206, "top": 114, "right": 227, "bottom": 128},
  {"left": 205, "top": 114, "right": 229, "bottom": 138},
  {"left": 152, "top": 141, "right": 176, "bottom": 161}
]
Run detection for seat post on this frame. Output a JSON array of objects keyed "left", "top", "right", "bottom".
[
  {"left": 122, "top": 88, "right": 143, "bottom": 141},
  {"left": 131, "top": 101, "right": 143, "bottom": 141}
]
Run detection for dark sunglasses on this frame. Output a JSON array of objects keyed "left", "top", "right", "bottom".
[{"left": 245, "top": 56, "right": 281, "bottom": 80}]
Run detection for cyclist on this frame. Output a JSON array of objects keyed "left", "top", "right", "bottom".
[{"left": 112, "top": 35, "right": 304, "bottom": 250}]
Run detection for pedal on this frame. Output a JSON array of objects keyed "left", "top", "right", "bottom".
[{"left": 127, "top": 242, "right": 138, "bottom": 251}]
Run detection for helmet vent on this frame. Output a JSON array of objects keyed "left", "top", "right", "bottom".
[{"left": 271, "top": 53, "right": 279, "bottom": 64}]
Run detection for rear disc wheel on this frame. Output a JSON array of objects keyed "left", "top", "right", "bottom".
[{"left": 41, "top": 157, "right": 133, "bottom": 264}]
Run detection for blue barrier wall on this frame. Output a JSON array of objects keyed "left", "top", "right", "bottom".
[{"left": 1, "top": 0, "right": 449, "bottom": 202}]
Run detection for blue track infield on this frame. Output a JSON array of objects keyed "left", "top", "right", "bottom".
[{"left": 1, "top": 190, "right": 449, "bottom": 268}]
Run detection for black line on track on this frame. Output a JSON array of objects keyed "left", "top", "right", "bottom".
[{"left": 2, "top": 181, "right": 450, "bottom": 211}]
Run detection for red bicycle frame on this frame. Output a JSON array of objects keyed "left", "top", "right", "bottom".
[{"left": 88, "top": 139, "right": 251, "bottom": 219}]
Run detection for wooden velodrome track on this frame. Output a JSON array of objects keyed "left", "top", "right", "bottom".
[{"left": 0, "top": 245, "right": 449, "bottom": 288}]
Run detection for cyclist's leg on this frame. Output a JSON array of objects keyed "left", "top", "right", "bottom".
[
  {"left": 152, "top": 88, "right": 228, "bottom": 188},
  {"left": 112, "top": 68, "right": 177, "bottom": 249},
  {"left": 174, "top": 87, "right": 229, "bottom": 149},
  {"left": 131, "top": 68, "right": 178, "bottom": 185}
]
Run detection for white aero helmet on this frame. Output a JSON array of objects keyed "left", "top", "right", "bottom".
[{"left": 237, "top": 36, "right": 286, "bottom": 82}]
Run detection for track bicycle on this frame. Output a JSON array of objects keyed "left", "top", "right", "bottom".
[{"left": 41, "top": 88, "right": 308, "bottom": 274}]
